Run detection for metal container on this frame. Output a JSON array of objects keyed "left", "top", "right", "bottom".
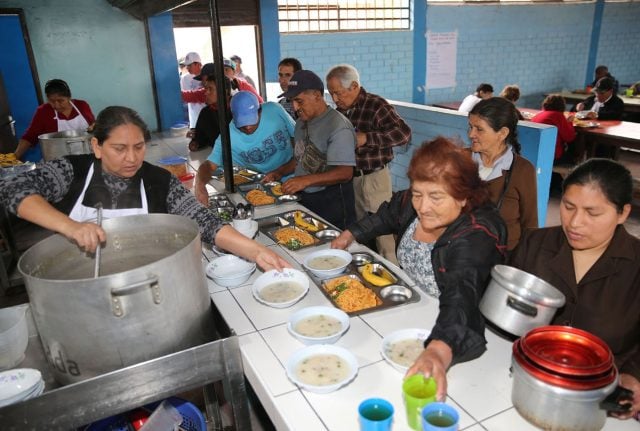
[
  {"left": 479, "top": 265, "right": 566, "bottom": 336},
  {"left": 511, "top": 326, "right": 622, "bottom": 430},
  {"left": 38, "top": 129, "right": 93, "bottom": 161},
  {"left": 18, "top": 214, "right": 214, "bottom": 385}
]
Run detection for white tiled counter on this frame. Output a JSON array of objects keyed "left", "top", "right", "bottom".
[
  {"left": 201, "top": 203, "right": 635, "bottom": 431},
  {"left": 153, "top": 132, "right": 635, "bottom": 431}
]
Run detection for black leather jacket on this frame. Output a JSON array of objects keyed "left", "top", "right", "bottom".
[{"left": 349, "top": 190, "right": 507, "bottom": 364}]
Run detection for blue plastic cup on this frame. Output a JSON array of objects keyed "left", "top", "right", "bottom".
[
  {"left": 358, "top": 398, "right": 394, "bottom": 431},
  {"left": 421, "top": 402, "right": 459, "bottom": 431}
]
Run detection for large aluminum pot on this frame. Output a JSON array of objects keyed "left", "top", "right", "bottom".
[
  {"left": 479, "top": 265, "right": 566, "bottom": 336},
  {"left": 38, "top": 129, "right": 92, "bottom": 161},
  {"left": 511, "top": 326, "right": 631, "bottom": 431},
  {"left": 18, "top": 214, "right": 214, "bottom": 385},
  {"left": 511, "top": 356, "right": 617, "bottom": 431}
]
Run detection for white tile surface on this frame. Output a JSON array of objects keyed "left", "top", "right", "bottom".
[
  {"left": 482, "top": 405, "right": 640, "bottom": 431},
  {"left": 240, "top": 332, "right": 296, "bottom": 397},
  {"left": 446, "top": 331, "right": 514, "bottom": 422},
  {"left": 210, "top": 291, "right": 255, "bottom": 336},
  {"left": 272, "top": 391, "right": 328, "bottom": 430}
]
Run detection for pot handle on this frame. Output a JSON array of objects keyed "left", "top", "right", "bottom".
[
  {"left": 110, "top": 275, "right": 161, "bottom": 317},
  {"left": 506, "top": 296, "right": 538, "bottom": 317},
  {"left": 599, "top": 386, "right": 633, "bottom": 413}
]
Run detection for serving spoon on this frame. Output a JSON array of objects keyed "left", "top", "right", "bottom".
[{"left": 94, "top": 203, "right": 103, "bottom": 278}]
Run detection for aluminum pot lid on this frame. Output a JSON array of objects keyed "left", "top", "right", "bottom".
[
  {"left": 513, "top": 339, "right": 617, "bottom": 390},
  {"left": 490, "top": 265, "right": 566, "bottom": 307},
  {"left": 519, "top": 326, "right": 614, "bottom": 377}
]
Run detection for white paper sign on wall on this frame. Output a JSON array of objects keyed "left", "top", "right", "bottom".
[{"left": 426, "top": 31, "right": 457, "bottom": 89}]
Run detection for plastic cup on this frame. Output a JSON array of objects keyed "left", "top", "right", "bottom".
[
  {"left": 402, "top": 374, "right": 437, "bottom": 430},
  {"left": 232, "top": 217, "right": 252, "bottom": 231},
  {"left": 626, "top": 88, "right": 634, "bottom": 97},
  {"left": 358, "top": 398, "right": 394, "bottom": 431},
  {"left": 421, "top": 402, "right": 459, "bottom": 431}
]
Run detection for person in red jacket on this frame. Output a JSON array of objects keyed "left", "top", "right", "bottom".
[
  {"left": 16, "top": 79, "right": 95, "bottom": 162},
  {"left": 531, "top": 94, "right": 576, "bottom": 163}
]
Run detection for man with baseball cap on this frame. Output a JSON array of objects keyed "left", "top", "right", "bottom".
[
  {"left": 180, "top": 52, "right": 206, "bottom": 141},
  {"left": 262, "top": 70, "right": 357, "bottom": 230},
  {"left": 576, "top": 77, "right": 624, "bottom": 120},
  {"left": 194, "top": 91, "right": 295, "bottom": 205}
]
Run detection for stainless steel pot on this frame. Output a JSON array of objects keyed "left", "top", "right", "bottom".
[
  {"left": 479, "top": 265, "right": 566, "bottom": 336},
  {"left": 511, "top": 356, "right": 617, "bottom": 431},
  {"left": 38, "top": 129, "right": 92, "bottom": 161},
  {"left": 18, "top": 214, "right": 214, "bottom": 385}
]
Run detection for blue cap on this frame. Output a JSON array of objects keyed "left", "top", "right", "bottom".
[
  {"left": 230, "top": 91, "right": 260, "bottom": 128},
  {"left": 278, "top": 70, "right": 324, "bottom": 99}
]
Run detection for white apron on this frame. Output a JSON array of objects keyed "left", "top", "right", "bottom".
[
  {"left": 55, "top": 100, "right": 90, "bottom": 131},
  {"left": 68, "top": 163, "right": 148, "bottom": 222}
]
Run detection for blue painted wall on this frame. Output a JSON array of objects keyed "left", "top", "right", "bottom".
[
  {"left": 0, "top": 15, "right": 40, "bottom": 138},
  {"left": 147, "top": 13, "right": 183, "bottom": 130},
  {"left": 0, "top": 0, "right": 158, "bottom": 130},
  {"left": 270, "top": 1, "right": 640, "bottom": 107},
  {"left": 279, "top": 31, "right": 414, "bottom": 102}
]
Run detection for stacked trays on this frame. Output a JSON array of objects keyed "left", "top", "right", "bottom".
[
  {"left": 239, "top": 183, "right": 300, "bottom": 208},
  {"left": 307, "top": 251, "right": 420, "bottom": 316},
  {"left": 258, "top": 210, "right": 339, "bottom": 251},
  {"left": 0, "top": 368, "right": 45, "bottom": 407}
]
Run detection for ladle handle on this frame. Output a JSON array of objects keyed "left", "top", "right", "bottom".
[{"left": 94, "top": 204, "right": 103, "bottom": 278}]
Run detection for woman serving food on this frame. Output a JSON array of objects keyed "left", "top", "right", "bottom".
[
  {"left": 15, "top": 79, "right": 95, "bottom": 162},
  {"left": 0, "top": 106, "right": 289, "bottom": 271},
  {"left": 510, "top": 158, "right": 640, "bottom": 418},
  {"left": 331, "top": 137, "right": 507, "bottom": 400}
]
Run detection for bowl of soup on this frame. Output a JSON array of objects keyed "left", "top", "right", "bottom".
[
  {"left": 287, "top": 306, "right": 350, "bottom": 345},
  {"left": 252, "top": 268, "right": 309, "bottom": 308},
  {"left": 381, "top": 328, "right": 431, "bottom": 372},
  {"left": 302, "top": 249, "right": 352, "bottom": 278},
  {"left": 286, "top": 344, "right": 358, "bottom": 394}
]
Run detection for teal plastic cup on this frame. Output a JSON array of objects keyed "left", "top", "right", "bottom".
[
  {"left": 358, "top": 398, "right": 394, "bottom": 431},
  {"left": 421, "top": 402, "right": 459, "bottom": 431}
]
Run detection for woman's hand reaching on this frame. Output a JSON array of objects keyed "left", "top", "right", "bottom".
[{"left": 405, "top": 340, "right": 453, "bottom": 402}]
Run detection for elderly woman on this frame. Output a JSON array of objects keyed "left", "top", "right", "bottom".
[
  {"left": 531, "top": 94, "right": 576, "bottom": 163},
  {"left": 15, "top": 79, "right": 95, "bottom": 162},
  {"left": 0, "top": 106, "right": 288, "bottom": 271},
  {"left": 510, "top": 158, "right": 640, "bottom": 419},
  {"left": 469, "top": 97, "right": 538, "bottom": 250},
  {"left": 332, "top": 137, "right": 507, "bottom": 400}
]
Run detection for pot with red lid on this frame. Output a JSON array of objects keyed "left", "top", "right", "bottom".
[{"left": 511, "top": 326, "right": 633, "bottom": 431}]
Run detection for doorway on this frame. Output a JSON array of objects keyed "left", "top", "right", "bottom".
[{"left": 174, "top": 25, "right": 261, "bottom": 96}]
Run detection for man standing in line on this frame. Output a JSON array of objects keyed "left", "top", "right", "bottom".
[
  {"left": 277, "top": 58, "right": 303, "bottom": 119},
  {"left": 326, "top": 64, "right": 412, "bottom": 263},
  {"left": 194, "top": 91, "right": 295, "bottom": 206},
  {"left": 264, "top": 70, "right": 357, "bottom": 230},
  {"left": 180, "top": 52, "right": 206, "bottom": 138}
]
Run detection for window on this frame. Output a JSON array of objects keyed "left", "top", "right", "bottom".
[{"left": 278, "top": 0, "right": 411, "bottom": 33}]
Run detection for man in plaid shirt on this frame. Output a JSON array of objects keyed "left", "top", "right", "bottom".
[{"left": 326, "top": 64, "right": 411, "bottom": 263}]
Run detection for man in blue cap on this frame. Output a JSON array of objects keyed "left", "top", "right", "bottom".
[
  {"left": 262, "top": 70, "right": 357, "bottom": 230},
  {"left": 194, "top": 91, "right": 295, "bottom": 205}
]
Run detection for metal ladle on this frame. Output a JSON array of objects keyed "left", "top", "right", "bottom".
[{"left": 94, "top": 203, "right": 103, "bottom": 278}]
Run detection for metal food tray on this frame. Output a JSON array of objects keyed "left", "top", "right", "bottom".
[
  {"left": 214, "top": 167, "right": 264, "bottom": 186},
  {"left": 238, "top": 183, "right": 300, "bottom": 208},
  {"left": 306, "top": 252, "right": 420, "bottom": 316},
  {"left": 257, "top": 210, "right": 340, "bottom": 250}
]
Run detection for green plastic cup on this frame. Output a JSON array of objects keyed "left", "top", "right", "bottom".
[{"left": 402, "top": 374, "right": 437, "bottom": 430}]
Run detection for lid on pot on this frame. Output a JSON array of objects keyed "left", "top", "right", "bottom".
[
  {"left": 490, "top": 265, "right": 566, "bottom": 307},
  {"left": 520, "top": 326, "right": 614, "bottom": 377},
  {"left": 512, "top": 326, "right": 617, "bottom": 390}
]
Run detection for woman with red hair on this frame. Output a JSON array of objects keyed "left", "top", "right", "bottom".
[{"left": 332, "top": 137, "right": 507, "bottom": 400}]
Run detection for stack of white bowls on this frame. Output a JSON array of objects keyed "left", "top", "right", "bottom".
[{"left": 0, "top": 368, "right": 45, "bottom": 407}]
